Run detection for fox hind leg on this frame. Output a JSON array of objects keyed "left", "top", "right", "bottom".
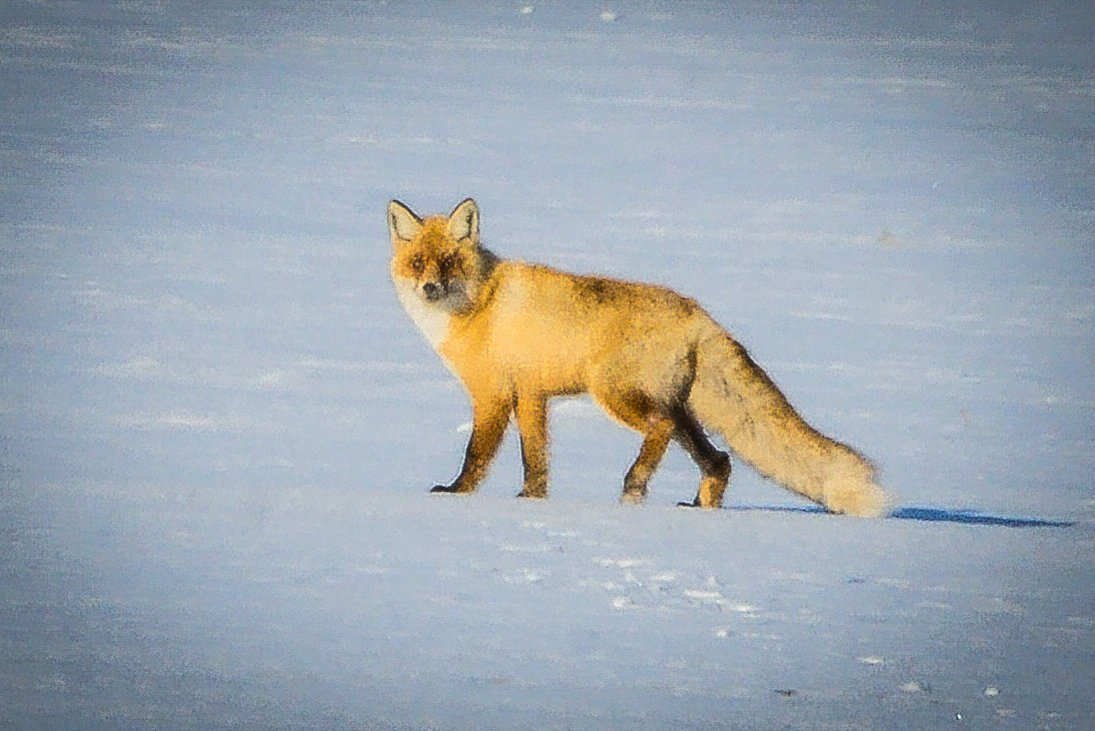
[
  {"left": 671, "top": 406, "right": 731, "bottom": 509},
  {"left": 588, "top": 388, "right": 672, "bottom": 505},
  {"left": 621, "top": 415, "right": 674, "bottom": 504}
]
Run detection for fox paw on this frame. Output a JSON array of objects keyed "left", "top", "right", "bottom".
[
  {"left": 430, "top": 484, "right": 467, "bottom": 494},
  {"left": 677, "top": 498, "right": 721, "bottom": 509}
]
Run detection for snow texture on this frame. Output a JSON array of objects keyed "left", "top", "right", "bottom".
[{"left": 2, "top": 1, "right": 1093, "bottom": 728}]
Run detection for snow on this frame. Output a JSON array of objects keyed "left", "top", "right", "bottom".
[{"left": 2, "top": 1, "right": 1093, "bottom": 727}]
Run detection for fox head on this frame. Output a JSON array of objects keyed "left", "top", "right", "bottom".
[{"left": 388, "top": 198, "right": 488, "bottom": 317}]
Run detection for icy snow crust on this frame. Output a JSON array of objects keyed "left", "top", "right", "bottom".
[{"left": 2, "top": 1, "right": 1093, "bottom": 728}]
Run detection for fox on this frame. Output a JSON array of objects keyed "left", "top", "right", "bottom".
[{"left": 387, "top": 198, "right": 891, "bottom": 516}]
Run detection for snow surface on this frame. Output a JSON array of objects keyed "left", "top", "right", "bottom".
[{"left": 2, "top": 1, "right": 1094, "bottom": 728}]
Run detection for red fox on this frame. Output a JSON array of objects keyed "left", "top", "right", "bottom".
[{"left": 387, "top": 198, "right": 891, "bottom": 516}]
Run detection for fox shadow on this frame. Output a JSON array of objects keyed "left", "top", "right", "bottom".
[{"left": 724, "top": 504, "right": 1074, "bottom": 528}]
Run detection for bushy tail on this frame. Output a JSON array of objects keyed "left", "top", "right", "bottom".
[{"left": 689, "top": 327, "right": 892, "bottom": 517}]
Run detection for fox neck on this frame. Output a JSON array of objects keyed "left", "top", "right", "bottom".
[{"left": 393, "top": 278, "right": 453, "bottom": 351}]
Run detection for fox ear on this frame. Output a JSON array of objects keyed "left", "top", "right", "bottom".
[
  {"left": 388, "top": 199, "right": 422, "bottom": 246},
  {"left": 447, "top": 198, "right": 479, "bottom": 246}
]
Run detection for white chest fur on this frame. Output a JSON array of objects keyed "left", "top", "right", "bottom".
[{"left": 393, "top": 278, "right": 452, "bottom": 352}]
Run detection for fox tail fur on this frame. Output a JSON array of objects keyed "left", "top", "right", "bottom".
[{"left": 689, "top": 329, "right": 892, "bottom": 517}]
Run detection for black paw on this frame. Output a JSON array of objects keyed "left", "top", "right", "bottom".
[{"left": 430, "top": 484, "right": 463, "bottom": 494}]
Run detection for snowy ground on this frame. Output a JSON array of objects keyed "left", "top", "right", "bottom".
[{"left": 2, "top": 1, "right": 1094, "bottom": 728}]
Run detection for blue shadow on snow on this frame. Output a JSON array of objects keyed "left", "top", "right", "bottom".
[
  {"left": 725, "top": 504, "right": 1073, "bottom": 528},
  {"left": 889, "top": 506, "right": 1073, "bottom": 528}
]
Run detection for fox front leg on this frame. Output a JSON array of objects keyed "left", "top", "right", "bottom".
[
  {"left": 514, "top": 393, "right": 549, "bottom": 499},
  {"left": 431, "top": 396, "right": 511, "bottom": 495}
]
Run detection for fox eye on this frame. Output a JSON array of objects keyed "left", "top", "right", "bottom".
[
  {"left": 410, "top": 255, "right": 426, "bottom": 273},
  {"left": 438, "top": 253, "right": 457, "bottom": 273}
]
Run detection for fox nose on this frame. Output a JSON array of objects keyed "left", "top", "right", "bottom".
[{"left": 422, "top": 281, "right": 442, "bottom": 300}]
